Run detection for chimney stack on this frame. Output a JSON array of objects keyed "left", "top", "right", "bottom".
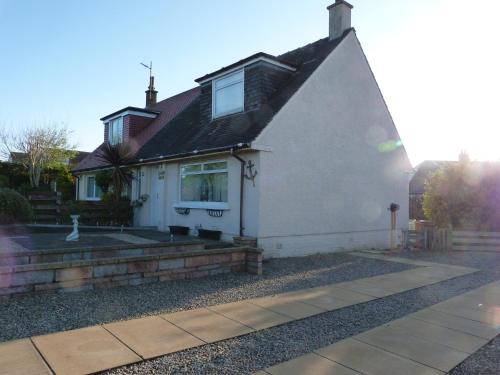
[
  {"left": 327, "top": 0, "right": 353, "bottom": 40},
  {"left": 145, "top": 76, "right": 158, "bottom": 107}
]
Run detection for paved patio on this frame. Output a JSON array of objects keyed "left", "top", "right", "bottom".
[{"left": 0, "top": 253, "right": 485, "bottom": 375}]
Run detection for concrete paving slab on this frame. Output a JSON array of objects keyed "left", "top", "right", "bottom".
[
  {"left": 334, "top": 280, "right": 395, "bottom": 298},
  {"left": 410, "top": 308, "right": 500, "bottom": 340},
  {"left": 103, "top": 233, "right": 159, "bottom": 244},
  {"left": 355, "top": 326, "right": 469, "bottom": 372},
  {"left": 430, "top": 301, "right": 500, "bottom": 326},
  {"left": 249, "top": 295, "right": 327, "bottom": 319},
  {"left": 161, "top": 308, "right": 254, "bottom": 343},
  {"left": 386, "top": 317, "right": 488, "bottom": 353},
  {"left": 208, "top": 301, "right": 293, "bottom": 330},
  {"left": 315, "top": 338, "right": 443, "bottom": 375},
  {"left": 104, "top": 316, "right": 204, "bottom": 359},
  {"left": 319, "top": 285, "right": 376, "bottom": 304},
  {"left": 32, "top": 326, "right": 140, "bottom": 375},
  {"left": 278, "top": 287, "right": 355, "bottom": 311},
  {"left": 0, "top": 339, "right": 52, "bottom": 375},
  {"left": 265, "top": 353, "right": 360, "bottom": 375}
]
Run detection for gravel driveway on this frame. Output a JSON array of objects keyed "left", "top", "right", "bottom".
[
  {"left": 0, "top": 253, "right": 412, "bottom": 342},
  {"left": 102, "top": 250, "right": 500, "bottom": 375}
]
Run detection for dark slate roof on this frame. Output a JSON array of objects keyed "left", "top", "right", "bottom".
[
  {"left": 73, "top": 87, "right": 200, "bottom": 172},
  {"left": 73, "top": 29, "right": 351, "bottom": 172},
  {"left": 136, "top": 30, "right": 351, "bottom": 162}
]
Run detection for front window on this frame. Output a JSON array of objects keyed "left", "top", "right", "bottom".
[
  {"left": 213, "top": 70, "right": 244, "bottom": 118},
  {"left": 86, "top": 176, "right": 102, "bottom": 199},
  {"left": 108, "top": 117, "right": 123, "bottom": 145},
  {"left": 180, "top": 161, "right": 228, "bottom": 203}
]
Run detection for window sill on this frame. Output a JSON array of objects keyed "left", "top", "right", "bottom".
[
  {"left": 84, "top": 198, "right": 101, "bottom": 201},
  {"left": 174, "top": 202, "right": 229, "bottom": 210}
]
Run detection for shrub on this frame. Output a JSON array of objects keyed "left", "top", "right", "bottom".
[
  {"left": 0, "top": 188, "right": 33, "bottom": 224},
  {"left": 60, "top": 198, "right": 132, "bottom": 226}
]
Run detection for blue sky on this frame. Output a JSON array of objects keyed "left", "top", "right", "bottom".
[{"left": 1, "top": 0, "right": 499, "bottom": 165}]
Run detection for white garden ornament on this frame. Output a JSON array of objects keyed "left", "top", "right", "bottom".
[{"left": 66, "top": 215, "right": 80, "bottom": 242}]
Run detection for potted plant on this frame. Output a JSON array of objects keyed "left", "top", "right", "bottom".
[
  {"left": 169, "top": 225, "right": 190, "bottom": 235},
  {"left": 198, "top": 228, "right": 222, "bottom": 240}
]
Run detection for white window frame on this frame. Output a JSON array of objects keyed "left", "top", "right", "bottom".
[
  {"left": 85, "top": 175, "right": 101, "bottom": 201},
  {"left": 107, "top": 116, "right": 123, "bottom": 145},
  {"left": 212, "top": 70, "right": 244, "bottom": 119},
  {"left": 177, "top": 160, "right": 229, "bottom": 210}
]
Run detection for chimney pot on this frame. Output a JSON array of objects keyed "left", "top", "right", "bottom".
[
  {"left": 145, "top": 76, "right": 158, "bottom": 107},
  {"left": 327, "top": 0, "right": 353, "bottom": 40}
]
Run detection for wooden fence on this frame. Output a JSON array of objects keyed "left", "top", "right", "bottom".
[
  {"left": 405, "top": 228, "right": 500, "bottom": 252},
  {"left": 450, "top": 230, "right": 500, "bottom": 252}
]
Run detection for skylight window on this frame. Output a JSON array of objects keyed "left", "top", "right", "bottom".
[{"left": 212, "top": 70, "right": 244, "bottom": 118}]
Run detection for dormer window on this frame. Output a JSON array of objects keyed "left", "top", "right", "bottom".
[
  {"left": 108, "top": 117, "right": 123, "bottom": 145},
  {"left": 212, "top": 70, "right": 244, "bottom": 119}
]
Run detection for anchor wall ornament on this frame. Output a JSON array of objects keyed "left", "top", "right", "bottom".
[
  {"left": 244, "top": 160, "right": 258, "bottom": 187},
  {"left": 66, "top": 215, "right": 80, "bottom": 242}
]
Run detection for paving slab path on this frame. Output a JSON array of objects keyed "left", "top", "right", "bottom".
[
  {"left": 0, "top": 253, "right": 481, "bottom": 375},
  {"left": 261, "top": 279, "right": 500, "bottom": 375}
]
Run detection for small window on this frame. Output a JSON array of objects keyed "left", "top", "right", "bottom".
[
  {"left": 213, "top": 70, "right": 244, "bottom": 118},
  {"left": 108, "top": 117, "right": 123, "bottom": 145},
  {"left": 86, "top": 176, "right": 102, "bottom": 199},
  {"left": 180, "top": 161, "right": 228, "bottom": 203}
]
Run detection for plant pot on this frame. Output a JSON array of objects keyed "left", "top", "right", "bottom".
[
  {"left": 198, "top": 228, "right": 222, "bottom": 240},
  {"left": 168, "top": 225, "right": 190, "bottom": 235}
]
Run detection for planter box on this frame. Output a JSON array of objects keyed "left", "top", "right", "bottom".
[
  {"left": 169, "top": 225, "right": 190, "bottom": 235},
  {"left": 198, "top": 229, "right": 222, "bottom": 241}
]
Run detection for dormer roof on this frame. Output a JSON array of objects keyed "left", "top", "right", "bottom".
[{"left": 195, "top": 52, "right": 297, "bottom": 84}]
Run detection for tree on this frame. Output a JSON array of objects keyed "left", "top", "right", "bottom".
[
  {"left": 423, "top": 158, "right": 500, "bottom": 230},
  {"left": 0, "top": 125, "right": 75, "bottom": 188},
  {"left": 96, "top": 142, "right": 134, "bottom": 201}
]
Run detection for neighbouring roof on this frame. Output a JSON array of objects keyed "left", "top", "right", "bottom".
[
  {"left": 410, "top": 160, "right": 500, "bottom": 195},
  {"left": 10, "top": 150, "right": 90, "bottom": 166},
  {"left": 73, "top": 29, "right": 352, "bottom": 173}
]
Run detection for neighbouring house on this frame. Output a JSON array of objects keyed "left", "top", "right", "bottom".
[
  {"left": 409, "top": 160, "right": 454, "bottom": 220},
  {"left": 73, "top": 1, "right": 411, "bottom": 257},
  {"left": 9, "top": 150, "right": 90, "bottom": 167}
]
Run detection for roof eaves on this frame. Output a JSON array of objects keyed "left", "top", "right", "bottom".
[
  {"left": 100, "top": 106, "right": 161, "bottom": 121},
  {"left": 195, "top": 52, "right": 297, "bottom": 83}
]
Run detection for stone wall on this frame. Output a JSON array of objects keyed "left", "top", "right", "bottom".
[
  {"left": 0, "top": 247, "right": 263, "bottom": 300},
  {"left": 0, "top": 241, "right": 205, "bottom": 267}
]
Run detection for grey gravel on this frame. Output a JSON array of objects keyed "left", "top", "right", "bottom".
[
  {"left": 450, "top": 334, "right": 500, "bottom": 375},
  {"left": 0, "top": 253, "right": 413, "bottom": 342},
  {"left": 103, "top": 250, "right": 500, "bottom": 375}
]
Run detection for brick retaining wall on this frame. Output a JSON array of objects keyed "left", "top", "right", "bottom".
[{"left": 0, "top": 247, "right": 263, "bottom": 299}]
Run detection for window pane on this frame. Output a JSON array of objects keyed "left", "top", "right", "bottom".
[
  {"left": 204, "top": 162, "right": 227, "bottom": 171},
  {"left": 181, "top": 172, "right": 228, "bottom": 202},
  {"left": 215, "top": 82, "right": 244, "bottom": 116},
  {"left": 215, "top": 70, "right": 243, "bottom": 89},
  {"left": 87, "top": 177, "right": 95, "bottom": 198},
  {"left": 181, "top": 164, "right": 202, "bottom": 174}
]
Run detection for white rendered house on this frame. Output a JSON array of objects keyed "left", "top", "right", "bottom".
[{"left": 73, "top": 1, "right": 411, "bottom": 257}]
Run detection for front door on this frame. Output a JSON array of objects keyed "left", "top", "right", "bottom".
[{"left": 149, "top": 166, "right": 161, "bottom": 228}]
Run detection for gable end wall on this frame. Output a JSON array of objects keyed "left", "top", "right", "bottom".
[{"left": 255, "top": 31, "right": 411, "bottom": 257}]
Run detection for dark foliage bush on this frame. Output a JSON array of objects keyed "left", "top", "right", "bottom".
[
  {"left": 0, "top": 188, "right": 33, "bottom": 224},
  {"left": 61, "top": 198, "right": 132, "bottom": 226}
]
